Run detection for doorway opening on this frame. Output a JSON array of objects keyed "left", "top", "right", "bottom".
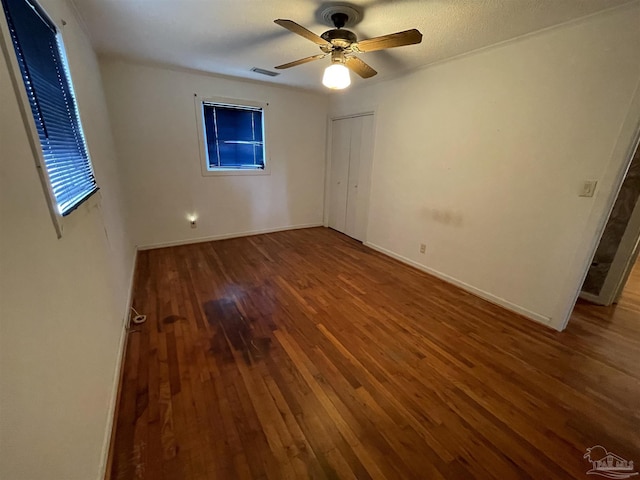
[{"left": 580, "top": 137, "right": 640, "bottom": 306}]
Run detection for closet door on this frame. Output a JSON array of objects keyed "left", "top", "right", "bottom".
[
  {"left": 328, "top": 118, "right": 351, "bottom": 232},
  {"left": 343, "top": 117, "right": 362, "bottom": 239},
  {"left": 344, "top": 114, "right": 374, "bottom": 241},
  {"left": 328, "top": 114, "right": 374, "bottom": 241}
]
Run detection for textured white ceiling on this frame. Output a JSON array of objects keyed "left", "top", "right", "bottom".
[{"left": 70, "top": 0, "right": 634, "bottom": 91}]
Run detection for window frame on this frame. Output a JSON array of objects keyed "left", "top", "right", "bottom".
[
  {"left": 195, "top": 95, "right": 271, "bottom": 177},
  {"left": 0, "top": 0, "right": 99, "bottom": 238}
]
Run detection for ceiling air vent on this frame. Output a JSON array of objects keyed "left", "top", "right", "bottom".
[{"left": 251, "top": 67, "right": 280, "bottom": 77}]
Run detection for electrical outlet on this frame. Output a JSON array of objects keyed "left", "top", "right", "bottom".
[
  {"left": 190, "top": 219, "right": 197, "bottom": 228},
  {"left": 419, "top": 243, "right": 426, "bottom": 254}
]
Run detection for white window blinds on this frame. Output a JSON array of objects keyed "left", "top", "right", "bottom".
[{"left": 2, "top": 0, "right": 98, "bottom": 216}]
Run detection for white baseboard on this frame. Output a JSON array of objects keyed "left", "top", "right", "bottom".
[
  {"left": 97, "top": 247, "right": 138, "bottom": 480},
  {"left": 137, "top": 223, "right": 324, "bottom": 250},
  {"left": 364, "top": 241, "right": 553, "bottom": 328}
]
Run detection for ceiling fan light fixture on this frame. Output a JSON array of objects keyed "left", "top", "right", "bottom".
[
  {"left": 274, "top": 14, "right": 422, "bottom": 89},
  {"left": 322, "top": 63, "right": 350, "bottom": 89}
]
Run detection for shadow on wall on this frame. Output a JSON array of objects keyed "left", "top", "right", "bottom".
[{"left": 421, "top": 207, "right": 464, "bottom": 227}]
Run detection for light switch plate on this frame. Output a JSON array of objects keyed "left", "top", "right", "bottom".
[{"left": 579, "top": 180, "right": 597, "bottom": 197}]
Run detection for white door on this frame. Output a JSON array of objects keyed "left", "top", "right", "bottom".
[
  {"left": 328, "top": 118, "right": 351, "bottom": 233},
  {"left": 328, "top": 114, "right": 374, "bottom": 241}
]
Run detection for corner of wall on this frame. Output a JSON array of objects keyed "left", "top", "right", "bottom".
[{"left": 97, "top": 245, "right": 138, "bottom": 480}]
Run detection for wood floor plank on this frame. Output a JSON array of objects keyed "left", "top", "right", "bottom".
[{"left": 109, "top": 227, "right": 640, "bottom": 479}]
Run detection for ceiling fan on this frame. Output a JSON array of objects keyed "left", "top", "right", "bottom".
[{"left": 273, "top": 7, "right": 422, "bottom": 89}]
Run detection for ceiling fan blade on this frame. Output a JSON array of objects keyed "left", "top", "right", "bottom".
[
  {"left": 275, "top": 54, "right": 326, "bottom": 70},
  {"left": 353, "top": 29, "right": 422, "bottom": 53},
  {"left": 274, "top": 19, "right": 327, "bottom": 46},
  {"left": 345, "top": 56, "right": 377, "bottom": 78}
]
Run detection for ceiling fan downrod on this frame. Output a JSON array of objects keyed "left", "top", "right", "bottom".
[{"left": 331, "top": 12, "right": 348, "bottom": 29}]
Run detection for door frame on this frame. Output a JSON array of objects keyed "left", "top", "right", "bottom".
[
  {"left": 579, "top": 137, "right": 640, "bottom": 305},
  {"left": 560, "top": 82, "right": 640, "bottom": 329},
  {"left": 323, "top": 111, "right": 377, "bottom": 242}
]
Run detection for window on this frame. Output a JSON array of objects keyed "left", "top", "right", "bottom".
[
  {"left": 1, "top": 0, "right": 97, "bottom": 222},
  {"left": 196, "top": 96, "right": 269, "bottom": 175}
]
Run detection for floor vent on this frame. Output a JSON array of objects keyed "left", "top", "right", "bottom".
[{"left": 251, "top": 67, "right": 280, "bottom": 77}]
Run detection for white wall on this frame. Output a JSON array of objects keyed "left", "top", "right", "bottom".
[
  {"left": 100, "top": 59, "right": 328, "bottom": 248},
  {"left": 329, "top": 4, "right": 640, "bottom": 330},
  {"left": 0, "top": 0, "right": 135, "bottom": 478}
]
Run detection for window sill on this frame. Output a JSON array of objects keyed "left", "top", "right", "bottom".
[{"left": 201, "top": 167, "right": 271, "bottom": 177}]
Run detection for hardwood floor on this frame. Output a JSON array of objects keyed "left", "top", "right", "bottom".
[
  {"left": 617, "top": 257, "right": 640, "bottom": 311},
  {"left": 109, "top": 227, "right": 640, "bottom": 479}
]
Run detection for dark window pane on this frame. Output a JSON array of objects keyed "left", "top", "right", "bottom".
[
  {"left": 218, "top": 143, "right": 255, "bottom": 167},
  {"left": 202, "top": 103, "right": 265, "bottom": 169},
  {"left": 216, "top": 107, "right": 254, "bottom": 142},
  {"left": 254, "top": 143, "right": 264, "bottom": 166}
]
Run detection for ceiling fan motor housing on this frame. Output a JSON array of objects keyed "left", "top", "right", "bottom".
[{"left": 321, "top": 28, "right": 357, "bottom": 49}]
